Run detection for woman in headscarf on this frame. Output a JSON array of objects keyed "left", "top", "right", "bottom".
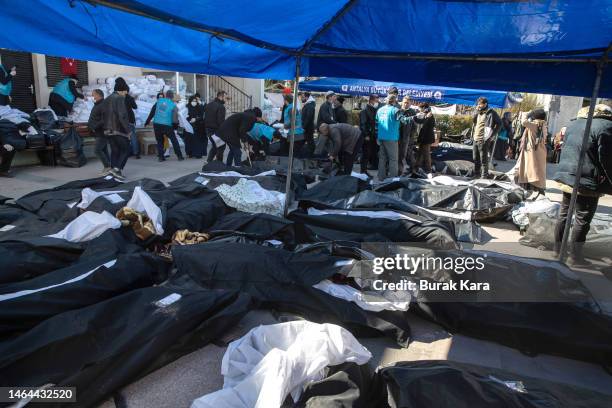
[
  {"left": 186, "top": 94, "right": 206, "bottom": 158},
  {"left": 516, "top": 108, "right": 548, "bottom": 199}
]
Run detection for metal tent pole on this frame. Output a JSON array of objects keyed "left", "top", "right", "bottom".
[
  {"left": 283, "top": 56, "right": 301, "bottom": 217},
  {"left": 558, "top": 52, "right": 608, "bottom": 262}
]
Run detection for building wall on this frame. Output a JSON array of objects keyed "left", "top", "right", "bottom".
[
  {"left": 223, "top": 76, "right": 264, "bottom": 107},
  {"left": 31, "top": 53, "right": 263, "bottom": 109},
  {"left": 31, "top": 54, "right": 144, "bottom": 107}
]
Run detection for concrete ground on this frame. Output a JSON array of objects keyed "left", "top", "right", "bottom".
[{"left": 3, "top": 156, "right": 612, "bottom": 407}]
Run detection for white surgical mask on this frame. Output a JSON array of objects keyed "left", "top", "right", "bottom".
[
  {"left": 372, "top": 102, "right": 379, "bottom": 108},
  {"left": 190, "top": 101, "right": 197, "bottom": 106}
]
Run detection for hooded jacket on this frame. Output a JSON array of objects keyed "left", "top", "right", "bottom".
[{"left": 554, "top": 106, "right": 612, "bottom": 195}]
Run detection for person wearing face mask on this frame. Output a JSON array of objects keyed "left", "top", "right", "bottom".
[
  {"left": 186, "top": 95, "right": 206, "bottom": 159},
  {"left": 471, "top": 97, "right": 501, "bottom": 178},
  {"left": 300, "top": 92, "right": 316, "bottom": 154},
  {"left": 281, "top": 94, "right": 305, "bottom": 154},
  {"left": 0, "top": 63, "right": 16, "bottom": 106},
  {"left": 48, "top": 75, "right": 84, "bottom": 117},
  {"left": 359, "top": 94, "right": 379, "bottom": 173}
]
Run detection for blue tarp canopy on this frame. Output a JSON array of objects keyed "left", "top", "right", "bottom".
[
  {"left": 299, "top": 77, "right": 511, "bottom": 107},
  {"left": 0, "top": 0, "right": 610, "bottom": 96}
]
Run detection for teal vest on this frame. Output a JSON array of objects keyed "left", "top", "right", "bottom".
[
  {"left": 248, "top": 123, "right": 275, "bottom": 142},
  {"left": 0, "top": 65, "right": 12, "bottom": 96},
  {"left": 153, "top": 98, "right": 176, "bottom": 126},
  {"left": 376, "top": 105, "right": 400, "bottom": 141},
  {"left": 52, "top": 78, "right": 76, "bottom": 104},
  {"left": 284, "top": 104, "right": 304, "bottom": 135}
]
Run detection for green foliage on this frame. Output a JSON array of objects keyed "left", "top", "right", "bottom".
[{"left": 435, "top": 115, "right": 472, "bottom": 136}]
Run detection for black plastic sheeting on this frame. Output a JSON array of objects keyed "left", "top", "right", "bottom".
[
  {"left": 207, "top": 212, "right": 297, "bottom": 247},
  {"left": 373, "top": 178, "right": 521, "bottom": 222},
  {"left": 0, "top": 286, "right": 252, "bottom": 408},
  {"left": 382, "top": 245, "right": 612, "bottom": 365},
  {"left": 520, "top": 212, "right": 612, "bottom": 260},
  {"left": 371, "top": 360, "right": 612, "bottom": 408},
  {"left": 0, "top": 229, "right": 145, "bottom": 285},
  {"left": 171, "top": 242, "right": 411, "bottom": 346},
  {"left": 0, "top": 252, "right": 170, "bottom": 340},
  {"left": 289, "top": 210, "right": 459, "bottom": 249},
  {"left": 296, "top": 175, "right": 370, "bottom": 205},
  {"left": 296, "top": 362, "right": 372, "bottom": 408},
  {"left": 15, "top": 178, "right": 165, "bottom": 222}
]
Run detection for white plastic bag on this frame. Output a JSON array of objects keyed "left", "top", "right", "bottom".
[
  {"left": 125, "top": 187, "right": 164, "bottom": 235},
  {"left": 76, "top": 188, "right": 128, "bottom": 210},
  {"left": 313, "top": 279, "right": 410, "bottom": 312},
  {"left": 191, "top": 321, "right": 371, "bottom": 408},
  {"left": 46, "top": 211, "right": 121, "bottom": 242}
]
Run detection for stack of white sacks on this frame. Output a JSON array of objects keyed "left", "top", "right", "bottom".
[{"left": 68, "top": 75, "right": 189, "bottom": 128}]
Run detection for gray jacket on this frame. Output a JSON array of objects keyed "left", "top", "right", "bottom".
[
  {"left": 102, "top": 92, "right": 130, "bottom": 137},
  {"left": 315, "top": 123, "right": 361, "bottom": 157}
]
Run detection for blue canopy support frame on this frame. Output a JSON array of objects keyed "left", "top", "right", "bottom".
[{"left": 1, "top": 0, "right": 611, "bottom": 260}]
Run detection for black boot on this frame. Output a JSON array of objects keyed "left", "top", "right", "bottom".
[{"left": 568, "top": 242, "right": 592, "bottom": 267}]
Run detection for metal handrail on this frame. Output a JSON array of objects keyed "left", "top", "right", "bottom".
[{"left": 208, "top": 76, "right": 253, "bottom": 116}]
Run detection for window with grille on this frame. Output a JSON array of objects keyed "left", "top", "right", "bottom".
[{"left": 45, "top": 56, "right": 88, "bottom": 87}]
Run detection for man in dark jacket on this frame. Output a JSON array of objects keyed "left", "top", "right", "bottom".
[
  {"left": 217, "top": 108, "right": 261, "bottom": 167},
  {"left": 205, "top": 91, "right": 227, "bottom": 162},
  {"left": 300, "top": 92, "right": 316, "bottom": 154},
  {"left": 316, "top": 123, "right": 363, "bottom": 175},
  {"left": 317, "top": 91, "right": 337, "bottom": 129},
  {"left": 413, "top": 103, "right": 436, "bottom": 174},
  {"left": 553, "top": 104, "right": 612, "bottom": 266},
  {"left": 88, "top": 89, "right": 110, "bottom": 175},
  {"left": 48, "top": 76, "right": 84, "bottom": 117},
  {"left": 101, "top": 79, "right": 131, "bottom": 180},
  {"left": 359, "top": 94, "right": 379, "bottom": 173},
  {"left": 471, "top": 97, "right": 502, "bottom": 178},
  {"left": 334, "top": 96, "right": 349, "bottom": 124},
  {"left": 398, "top": 96, "right": 418, "bottom": 175}
]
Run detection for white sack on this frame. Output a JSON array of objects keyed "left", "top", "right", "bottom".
[
  {"left": 215, "top": 178, "right": 285, "bottom": 217},
  {"left": 511, "top": 197, "right": 560, "bottom": 228},
  {"left": 191, "top": 321, "right": 371, "bottom": 408},
  {"left": 313, "top": 279, "right": 410, "bottom": 312},
  {"left": 125, "top": 187, "right": 164, "bottom": 235},
  {"left": 199, "top": 170, "right": 276, "bottom": 178},
  {"left": 46, "top": 211, "right": 121, "bottom": 242},
  {"left": 76, "top": 188, "right": 128, "bottom": 210}
]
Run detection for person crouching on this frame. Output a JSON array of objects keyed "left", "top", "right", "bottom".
[{"left": 316, "top": 123, "right": 363, "bottom": 175}]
